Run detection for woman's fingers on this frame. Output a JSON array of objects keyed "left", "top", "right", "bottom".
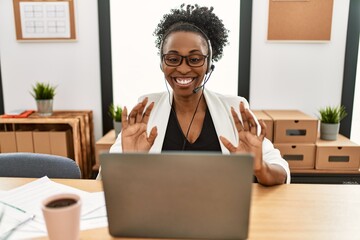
[
  {"left": 136, "top": 98, "right": 148, "bottom": 123},
  {"left": 127, "top": 98, "right": 152, "bottom": 125},
  {"left": 219, "top": 136, "right": 237, "bottom": 153},
  {"left": 128, "top": 105, "right": 139, "bottom": 125},
  {"left": 239, "top": 102, "right": 250, "bottom": 131},
  {"left": 147, "top": 126, "right": 158, "bottom": 146},
  {"left": 231, "top": 107, "right": 244, "bottom": 132},
  {"left": 122, "top": 106, "right": 128, "bottom": 128},
  {"left": 259, "top": 119, "right": 267, "bottom": 141},
  {"left": 142, "top": 102, "right": 154, "bottom": 124},
  {"left": 238, "top": 102, "right": 260, "bottom": 137},
  {"left": 245, "top": 109, "right": 257, "bottom": 135}
]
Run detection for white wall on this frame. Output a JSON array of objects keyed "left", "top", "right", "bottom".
[
  {"left": 0, "top": 0, "right": 103, "bottom": 140},
  {"left": 250, "top": 0, "right": 350, "bottom": 119}
]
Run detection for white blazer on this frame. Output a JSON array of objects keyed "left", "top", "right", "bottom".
[{"left": 109, "top": 89, "right": 290, "bottom": 183}]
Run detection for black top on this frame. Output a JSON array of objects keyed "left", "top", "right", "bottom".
[
  {"left": 161, "top": 107, "right": 258, "bottom": 183},
  {"left": 162, "top": 108, "right": 222, "bottom": 151}
]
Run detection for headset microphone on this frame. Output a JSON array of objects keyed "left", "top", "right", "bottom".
[{"left": 192, "top": 64, "right": 215, "bottom": 94}]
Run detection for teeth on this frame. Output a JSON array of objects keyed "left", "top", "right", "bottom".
[{"left": 175, "top": 78, "right": 193, "bottom": 85}]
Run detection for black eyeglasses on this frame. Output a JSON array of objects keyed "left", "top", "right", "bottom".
[{"left": 162, "top": 54, "right": 208, "bottom": 67}]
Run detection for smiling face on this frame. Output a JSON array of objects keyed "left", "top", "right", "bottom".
[{"left": 161, "top": 31, "right": 209, "bottom": 97}]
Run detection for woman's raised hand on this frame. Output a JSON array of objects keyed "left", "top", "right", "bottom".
[
  {"left": 219, "top": 102, "right": 267, "bottom": 172},
  {"left": 121, "top": 97, "right": 158, "bottom": 152}
]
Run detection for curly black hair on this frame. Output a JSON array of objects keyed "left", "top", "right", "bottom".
[{"left": 154, "top": 4, "right": 229, "bottom": 62}]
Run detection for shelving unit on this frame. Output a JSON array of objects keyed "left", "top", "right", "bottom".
[
  {"left": 291, "top": 169, "right": 360, "bottom": 184},
  {"left": 0, "top": 111, "right": 95, "bottom": 179}
]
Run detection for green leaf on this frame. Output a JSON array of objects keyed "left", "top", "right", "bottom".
[
  {"left": 30, "top": 82, "right": 56, "bottom": 100},
  {"left": 108, "top": 103, "right": 122, "bottom": 121},
  {"left": 318, "top": 105, "right": 347, "bottom": 123}
]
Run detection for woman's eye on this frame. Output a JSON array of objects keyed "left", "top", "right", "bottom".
[
  {"left": 168, "top": 58, "right": 179, "bottom": 63},
  {"left": 189, "top": 56, "right": 202, "bottom": 63},
  {"left": 165, "top": 56, "right": 180, "bottom": 63}
]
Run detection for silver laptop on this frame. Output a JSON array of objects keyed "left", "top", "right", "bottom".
[{"left": 100, "top": 152, "right": 253, "bottom": 240}]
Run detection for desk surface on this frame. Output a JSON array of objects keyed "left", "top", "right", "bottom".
[{"left": 1, "top": 178, "right": 360, "bottom": 240}]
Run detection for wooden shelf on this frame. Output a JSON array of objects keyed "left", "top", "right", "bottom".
[
  {"left": 291, "top": 169, "right": 360, "bottom": 174},
  {"left": 93, "top": 130, "right": 116, "bottom": 171},
  {"left": 0, "top": 111, "right": 95, "bottom": 179}
]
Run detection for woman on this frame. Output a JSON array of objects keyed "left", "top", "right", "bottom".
[{"left": 102, "top": 4, "right": 290, "bottom": 185}]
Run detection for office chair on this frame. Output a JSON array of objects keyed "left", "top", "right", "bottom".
[{"left": 0, "top": 152, "right": 81, "bottom": 179}]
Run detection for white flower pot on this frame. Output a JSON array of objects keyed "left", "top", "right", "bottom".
[
  {"left": 114, "top": 121, "right": 122, "bottom": 137},
  {"left": 36, "top": 99, "right": 53, "bottom": 117},
  {"left": 320, "top": 122, "right": 339, "bottom": 141}
]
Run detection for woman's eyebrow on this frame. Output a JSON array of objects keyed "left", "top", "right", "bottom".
[
  {"left": 164, "top": 49, "right": 203, "bottom": 55},
  {"left": 165, "top": 50, "right": 179, "bottom": 54}
]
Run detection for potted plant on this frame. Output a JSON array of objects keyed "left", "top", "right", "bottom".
[
  {"left": 30, "top": 82, "right": 56, "bottom": 116},
  {"left": 108, "top": 103, "right": 123, "bottom": 137},
  {"left": 318, "top": 105, "right": 347, "bottom": 140}
]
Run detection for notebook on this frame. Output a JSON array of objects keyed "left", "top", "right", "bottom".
[{"left": 100, "top": 152, "right": 254, "bottom": 240}]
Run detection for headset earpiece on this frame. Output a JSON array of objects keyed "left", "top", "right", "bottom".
[
  {"left": 159, "top": 39, "right": 165, "bottom": 71},
  {"left": 206, "top": 39, "right": 213, "bottom": 74}
]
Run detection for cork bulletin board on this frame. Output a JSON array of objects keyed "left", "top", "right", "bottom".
[
  {"left": 267, "top": 0, "right": 334, "bottom": 41},
  {"left": 13, "top": 0, "right": 76, "bottom": 41}
]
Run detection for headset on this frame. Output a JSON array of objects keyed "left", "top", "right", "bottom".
[{"left": 159, "top": 23, "right": 213, "bottom": 74}]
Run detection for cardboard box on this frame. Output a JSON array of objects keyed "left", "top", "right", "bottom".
[
  {"left": 33, "top": 131, "right": 51, "bottom": 154},
  {"left": 252, "top": 110, "right": 273, "bottom": 142},
  {"left": 15, "top": 131, "right": 34, "bottom": 152},
  {"left": 0, "top": 132, "right": 17, "bottom": 152},
  {"left": 315, "top": 135, "right": 360, "bottom": 170},
  {"left": 50, "top": 130, "right": 74, "bottom": 158},
  {"left": 275, "top": 143, "right": 316, "bottom": 169},
  {"left": 265, "top": 110, "right": 318, "bottom": 143}
]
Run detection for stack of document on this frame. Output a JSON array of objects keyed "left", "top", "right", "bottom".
[{"left": 0, "top": 177, "right": 107, "bottom": 239}]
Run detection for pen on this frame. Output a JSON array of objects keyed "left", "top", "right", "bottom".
[
  {"left": 0, "top": 201, "right": 26, "bottom": 214},
  {"left": 0, "top": 201, "right": 36, "bottom": 240},
  {"left": 0, "top": 205, "right": 5, "bottom": 229},
  {"left": 0, "top": 214, "right": 35, "bottom": 240}
]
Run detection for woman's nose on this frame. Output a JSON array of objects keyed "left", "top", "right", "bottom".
[{"left": 175, "top": 58, "right": 192, "bottom": 74}]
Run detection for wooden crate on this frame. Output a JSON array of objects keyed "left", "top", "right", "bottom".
[{"left": 0, "top": 111, "right": 95, "bottom": 179}]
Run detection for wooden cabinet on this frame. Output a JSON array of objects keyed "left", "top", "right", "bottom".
[
  {"left": 291, "top": 170, "right": 360, "bottom": 184},
  {"left": 0, "top": 111, "right": 95, "bottom": 179},
  {"left": 94, "top": 130, "right": 116, "bottom": 172}
]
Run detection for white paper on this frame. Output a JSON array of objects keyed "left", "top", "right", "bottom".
[
  {"left": 19, "top": 1, "right": 71, "bottom": 39},
  {"left": 0, "top": 177, "right": 107, "bottom": 239}
]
